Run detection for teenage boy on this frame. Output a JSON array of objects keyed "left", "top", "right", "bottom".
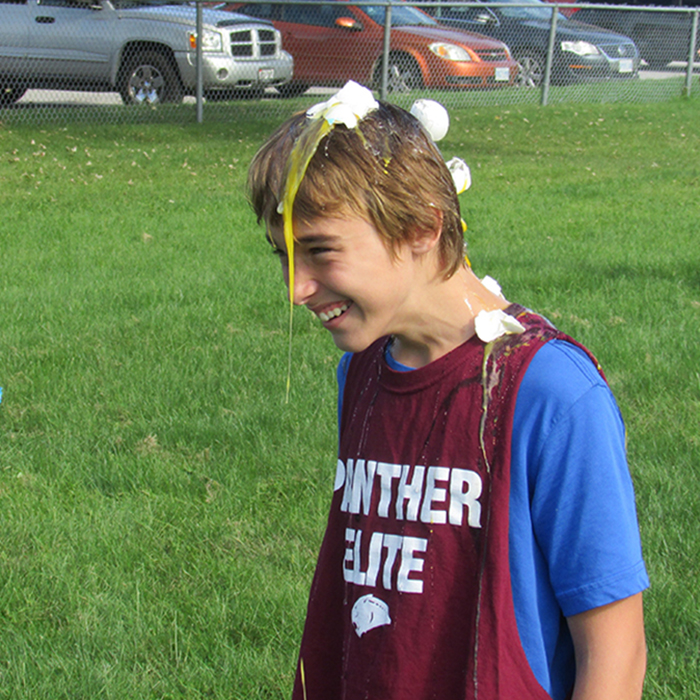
[{"left": 247, "top": 83, "right": 648, "bottom": 700}]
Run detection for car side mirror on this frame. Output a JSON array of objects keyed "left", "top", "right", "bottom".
[{"left": 335, "top": 16, "right": 362, "bottom": 31}]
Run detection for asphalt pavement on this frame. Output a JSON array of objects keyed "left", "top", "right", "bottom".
[{"left": 15, "top": 64, "right": 699, "bottom": 106}]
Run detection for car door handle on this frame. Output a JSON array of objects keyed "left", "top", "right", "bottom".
[{"left": 35, "top": 16, "right": 56, "bottom": 23}]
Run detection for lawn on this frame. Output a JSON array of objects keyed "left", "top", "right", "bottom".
[{"left": 1, "top": 94, "right": 699, "bottom": 698}]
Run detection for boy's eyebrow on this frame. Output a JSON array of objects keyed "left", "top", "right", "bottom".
[
  {"left": 294, "top": 232, "right": 338, "bottom": 246},
  {"left": 267, "top": 231, "right": 338, "bottom": 249}
]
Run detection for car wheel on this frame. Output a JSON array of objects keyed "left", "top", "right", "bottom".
[
  {"left": 514, "top": 50, "right": 545, "bottom": 88},
  {"left": 0, "top": 85, "right": 27, "bottom": 107},
  {"left": 276, "top": 82, "right": 310, "bottom": 98},
  {"left": 644, "top": 58, "right": 670, "bottom": 70},
  {"left": 119, "top": 50, "right": 183, "bottom": 105},
  {"left": 377, "top": 54, "right": 423, "bottom": 93},
  {"left": 635, "top": 32, "right": 670, "bottom": 70},
  {"left": 640, "top": 50, "right": 669, "bottom": 70}
]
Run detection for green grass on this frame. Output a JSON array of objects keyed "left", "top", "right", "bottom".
[{"left": 1, "top": 95, "right": 699, "bottom": 698}]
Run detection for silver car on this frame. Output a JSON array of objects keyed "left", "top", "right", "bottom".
[{"left": 0, "top": 0, "right": 294, "bottom": 106}]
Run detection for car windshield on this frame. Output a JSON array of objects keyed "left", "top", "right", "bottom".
[
  {"left": 362, "top": 3, "right": 439, "bottom": 27},
  {"left": 492, "top": 0, "right": 567, "bottom": 22}
]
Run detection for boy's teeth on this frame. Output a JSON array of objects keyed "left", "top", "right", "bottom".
[{"left": 319, "top": 303, "right": 349, "bottom": 323}]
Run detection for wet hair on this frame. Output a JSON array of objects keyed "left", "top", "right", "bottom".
[{"left": 247, "top": 101, "right": 465, "bottom": 278}]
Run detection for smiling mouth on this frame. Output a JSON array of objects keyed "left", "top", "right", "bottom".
[{"left": 316, "top": 301, "right": 351, "bottom": 323}]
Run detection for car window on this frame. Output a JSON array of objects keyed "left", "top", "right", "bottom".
[
  {"left": 280, "top": 3, "right": 351, "bottom": 27},
  {"left": 0, "top": 0, "right": 28, "bottom": 4},
  {"left": 435, "top": 4, "right": 498, "bottom": 25},
  {"left": 37, "top": 0, "right": 94, "bottom": 7},
  {"left": 362, "top": 3, "right": 438, "bottom": 27},
  {"left": 111, "top": 0, "right": 177, "bottom": 7},
  {"left": 238, "top": 2, "right": 274, "bottom": 20},
  {"left": 493, "top": 0, "right": 567, "bottom": 21}
]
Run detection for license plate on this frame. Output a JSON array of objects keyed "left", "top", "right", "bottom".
[
  {"left": 618, "top": 59, "right": 633, "bottom": 73},
  {"left": 258, "top": 68, "right": 274, "bottom": 81},
  {"left": 495, "top": 67, "right": 510, "bottom": 82}
]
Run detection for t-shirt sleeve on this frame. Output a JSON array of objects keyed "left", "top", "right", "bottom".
[
  {"left": 337, "top": 352, "right": 354, "bottom": 430},
  {"left": 513, "top": 340, "right": 649, "bottom": 617}
]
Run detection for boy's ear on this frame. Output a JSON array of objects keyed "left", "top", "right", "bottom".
[{"left": 409, "top": 210, "right": 443, "bottom": 256}]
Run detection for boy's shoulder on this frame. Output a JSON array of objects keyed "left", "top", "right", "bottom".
[{"left": 517, "top": 338, "right": 613, "bottom": 414}]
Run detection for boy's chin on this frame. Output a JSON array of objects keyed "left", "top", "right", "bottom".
[{"left": 330, "top": 331, "right": 382, "bottom": 355}]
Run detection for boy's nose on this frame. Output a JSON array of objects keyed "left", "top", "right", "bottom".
[{"left": 291, "top": 262, "right": 319, "bottom": 306}]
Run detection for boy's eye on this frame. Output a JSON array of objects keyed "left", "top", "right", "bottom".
[{"left": 309, "top": 246, "right": 333, "bottom": 257}]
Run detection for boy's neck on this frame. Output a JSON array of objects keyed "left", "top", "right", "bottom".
[{"left": 389, "top": 266, "right": 510, "bottom": 369}]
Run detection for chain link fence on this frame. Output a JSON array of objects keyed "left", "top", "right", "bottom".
[{"left": 1, "top": 0, "right": 698, "bottom": 125}]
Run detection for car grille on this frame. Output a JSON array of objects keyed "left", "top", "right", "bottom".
[
  {"left": 229, "top": 28, "right": 279, "bottom": 58},
  {"left": 475, "top": 49, "right": 509, "bottom": 62},
  {"left": 598, "top": 42, "right": 637, "bottom": 59}
]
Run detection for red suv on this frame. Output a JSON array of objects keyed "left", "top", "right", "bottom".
[{"left": 221, "top": 1, "right": 518, "bottom": 95}]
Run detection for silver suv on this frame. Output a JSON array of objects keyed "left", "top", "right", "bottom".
[{"left": 0, "top": 0, "right": 294, "bottom": 106}]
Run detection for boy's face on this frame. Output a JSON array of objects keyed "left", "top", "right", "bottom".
[{"left": 269, "top": 215, "right": 425, "bottom": 354}]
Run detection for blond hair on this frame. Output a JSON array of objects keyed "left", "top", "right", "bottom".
[{"left": 248, "top": 101, "right": 465, "bottom": 278}]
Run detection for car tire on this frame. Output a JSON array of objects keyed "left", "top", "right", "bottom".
[
  {"left": 276, "top": 82, "right": 310, "bottom": 98},
  {"left": 375, "top": 53, "right": 423, "bottom": 93},
  {"left": 639, "top": 48, "right": 669, "bottom": 70},
  {"left": 635, "top": 30, "right": 670, "bottom": 70},
  {"left": 514, "top": 50, "right": 545, "bottom": 88},
  {"left": 0, "top": 85, "right": 27, "bottom": 107},
  {"left": 644, "top": 58, "right": 670, "bottom": 70},
  {"left": 119, "top": 49, "right": 183, "bottom": 105}
]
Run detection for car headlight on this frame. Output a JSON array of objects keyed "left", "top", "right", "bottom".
[
  {"left": 429, "top": 43, "right": 472, "bottom": 62},
  {"left": 561, "top": 41, "right": 600, "bottom": 56},
  {"left": 188, "top": 29, "right": 224, "bottom": 52}
]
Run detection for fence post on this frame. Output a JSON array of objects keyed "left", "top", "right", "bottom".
[
  {"left": 381, "top": 1, "right": 392, "bottom": 100},
  {"left": 196, "top": 0, "right": 204, "bottom": 123},
  {"left": 686, "top": 10, "right": 699, "bottom": 97},
  {"left": 541, "top": 5, "right": 558, "bottom": 107}
]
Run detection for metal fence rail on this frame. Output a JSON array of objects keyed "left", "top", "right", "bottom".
[{"left": 1, "top": 0, "right": 698, "bottom": 125}]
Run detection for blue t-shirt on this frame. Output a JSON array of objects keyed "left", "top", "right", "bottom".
[{"left": 337, "top": 339, "right": 649, "bottom": 700}]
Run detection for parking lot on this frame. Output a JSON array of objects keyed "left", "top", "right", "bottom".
[{"left": 12, "top": 62, "right": 699, "bottom": 108}]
